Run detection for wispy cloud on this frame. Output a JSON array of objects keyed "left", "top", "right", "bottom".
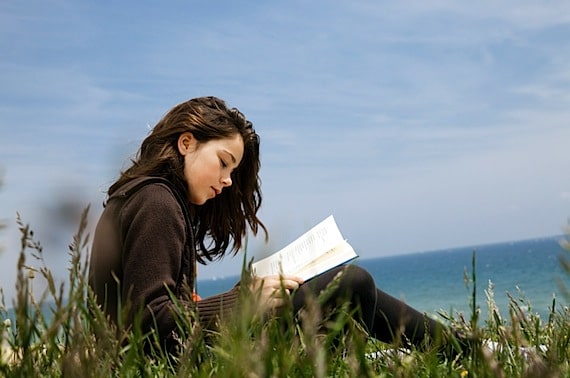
[{"left": 1, "top": 0, "right": 569, "bottom": 289}]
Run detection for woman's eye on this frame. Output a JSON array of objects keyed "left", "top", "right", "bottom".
[{"left": 220, "top": 159, "right": 227, "bottom": 168}]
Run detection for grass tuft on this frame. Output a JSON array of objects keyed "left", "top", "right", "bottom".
[{"left": 0, "top": 210, "right": 569, "bottom": 376}]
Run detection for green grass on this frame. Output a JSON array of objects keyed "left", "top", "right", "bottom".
[{"left": 1, "top": 208, "right": 569, "bottom": 377}]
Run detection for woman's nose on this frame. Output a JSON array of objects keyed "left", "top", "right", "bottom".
[{"left": 221, "top": 176, "right": 232, "bottom": 187}]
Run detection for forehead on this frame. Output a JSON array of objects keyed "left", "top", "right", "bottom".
[{"left": 210, "top": 134, "right": 244, "bottom": 161}]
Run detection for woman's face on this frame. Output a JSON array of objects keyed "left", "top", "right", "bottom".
[{"left": 178, "top": 132, "right": 244, "bottom": 205}]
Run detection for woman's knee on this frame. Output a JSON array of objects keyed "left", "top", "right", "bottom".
[
  {"left": 341, "top": 265, "right": 375, "bottom": 292},
  {"left": 328, "top": 265, "right": 376, "bottom": 302},
  {"left": 293, "top": 265, "right": 375, "bottom": 309}
]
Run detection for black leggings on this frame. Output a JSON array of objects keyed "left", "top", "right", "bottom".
[{"left": 291, "top": 264, "right": 447, "bottom": 348}]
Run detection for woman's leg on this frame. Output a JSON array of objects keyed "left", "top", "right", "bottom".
[
  {"left": 292, "top": 264, "right": 448, "bottom": 349},
  {"left": 292, "top": 264, "right": 377, "bottom": 332},
  {"left": 371, "top": 287, "right": 446, "bottom": 348}
]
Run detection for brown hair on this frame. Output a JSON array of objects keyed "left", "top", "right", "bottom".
[{"left": 109, "top": 96, "right": 266, "bottom": 262}]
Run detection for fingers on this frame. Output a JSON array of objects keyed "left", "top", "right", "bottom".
[
  {"left": 278, "top": 279, "right": 300, "bottom": 291},
  {"left": 272, "top": 287, "right": 291, "bottom": 297},
  {"left": 249, "top": 274, "right": 303, "bottom": 310},
  {"left": 262, "top": 280, "right": 292, "bottom": 298},
  {"left": 284, "top": 275, "right": 305, "bottom": 286},
  {"left": 265, "top": 296, "right": 285, "bottom": 309},
  {"left": 266, "top": 287, "right": 290, "bottom": 309},
  {"left": 255, "top": 274, "right": 304, "bottom": 289}
]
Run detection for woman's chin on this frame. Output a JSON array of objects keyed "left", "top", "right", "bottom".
[{"left": 189, "top": 196, "right": 208, "bottom": 206}]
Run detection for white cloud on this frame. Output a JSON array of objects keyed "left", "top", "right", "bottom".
[{"left": 2, "top": 0, "right": 570, "bottom": 292}]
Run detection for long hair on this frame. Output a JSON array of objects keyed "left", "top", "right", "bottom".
[{"left": 109, "top": 96, "right": 266, "bottom": 262}]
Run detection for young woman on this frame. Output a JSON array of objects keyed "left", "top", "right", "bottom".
[{"left": 89, "top": 96, "right": 458, "bottom": 355}]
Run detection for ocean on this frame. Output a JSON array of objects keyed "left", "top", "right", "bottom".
[{"left": 197, "top": 235, "right": 570, "bottom": 321}]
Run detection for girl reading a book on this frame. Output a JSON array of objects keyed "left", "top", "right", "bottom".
[{"left": 89, "top": 96, "right": 461, "bottom": 356}]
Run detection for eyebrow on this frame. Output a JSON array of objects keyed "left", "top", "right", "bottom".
[{"left": 222, "top": 149, "right": 237, "bottom": 164}]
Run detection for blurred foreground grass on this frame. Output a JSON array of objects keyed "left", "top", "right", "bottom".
[{"left": 1, "top": 209, "right": 569, "bottom": 377}]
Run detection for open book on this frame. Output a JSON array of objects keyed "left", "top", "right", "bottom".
[{"left": 252, "top": 215, "right": 358, "bottom": 281}]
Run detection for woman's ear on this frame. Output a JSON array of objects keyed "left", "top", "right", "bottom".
[{"left": 178, "top": 132, "right": 197, "bottom": 155}]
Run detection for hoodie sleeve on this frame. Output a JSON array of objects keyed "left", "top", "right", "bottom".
[{"left": 118, "top": 183, "right": 240, "bottom": 345}]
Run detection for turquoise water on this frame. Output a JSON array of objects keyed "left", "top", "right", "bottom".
[
  {"left": 359, "top": 236, "right": 568, "bottom": 320},
  {"left": 198, "top": 235, "right": 569, "bottom": 321}
]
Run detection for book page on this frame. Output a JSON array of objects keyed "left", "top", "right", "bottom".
[
  {"left": 294, "top": 240, "right": 357, "bottom": 281},
  {"left": 252, "top": 215, "right": 357, "bottom": 279}
]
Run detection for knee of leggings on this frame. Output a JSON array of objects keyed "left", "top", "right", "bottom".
[{"left": 340, "top": 265, "right": 376, "bottom": 297}]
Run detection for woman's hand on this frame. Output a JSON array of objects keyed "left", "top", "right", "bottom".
[{"left": 249, "top": 275, "right": 304, "bottom": 310}]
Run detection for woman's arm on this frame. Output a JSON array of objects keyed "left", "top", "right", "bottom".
[{"left": 119, "top": 183, "right": 188, "bottom": 340}]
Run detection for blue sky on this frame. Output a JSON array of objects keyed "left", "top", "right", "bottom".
[{"left": 1, "top": 1, "right": 570, "bottom": 299}]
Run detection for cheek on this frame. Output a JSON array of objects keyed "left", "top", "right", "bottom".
[
  {"left": 186, "top": 158, "right": 218, "bottom": 189},
  {"left": 183, "top": 162, "right": 194, "bottom": 185}
]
